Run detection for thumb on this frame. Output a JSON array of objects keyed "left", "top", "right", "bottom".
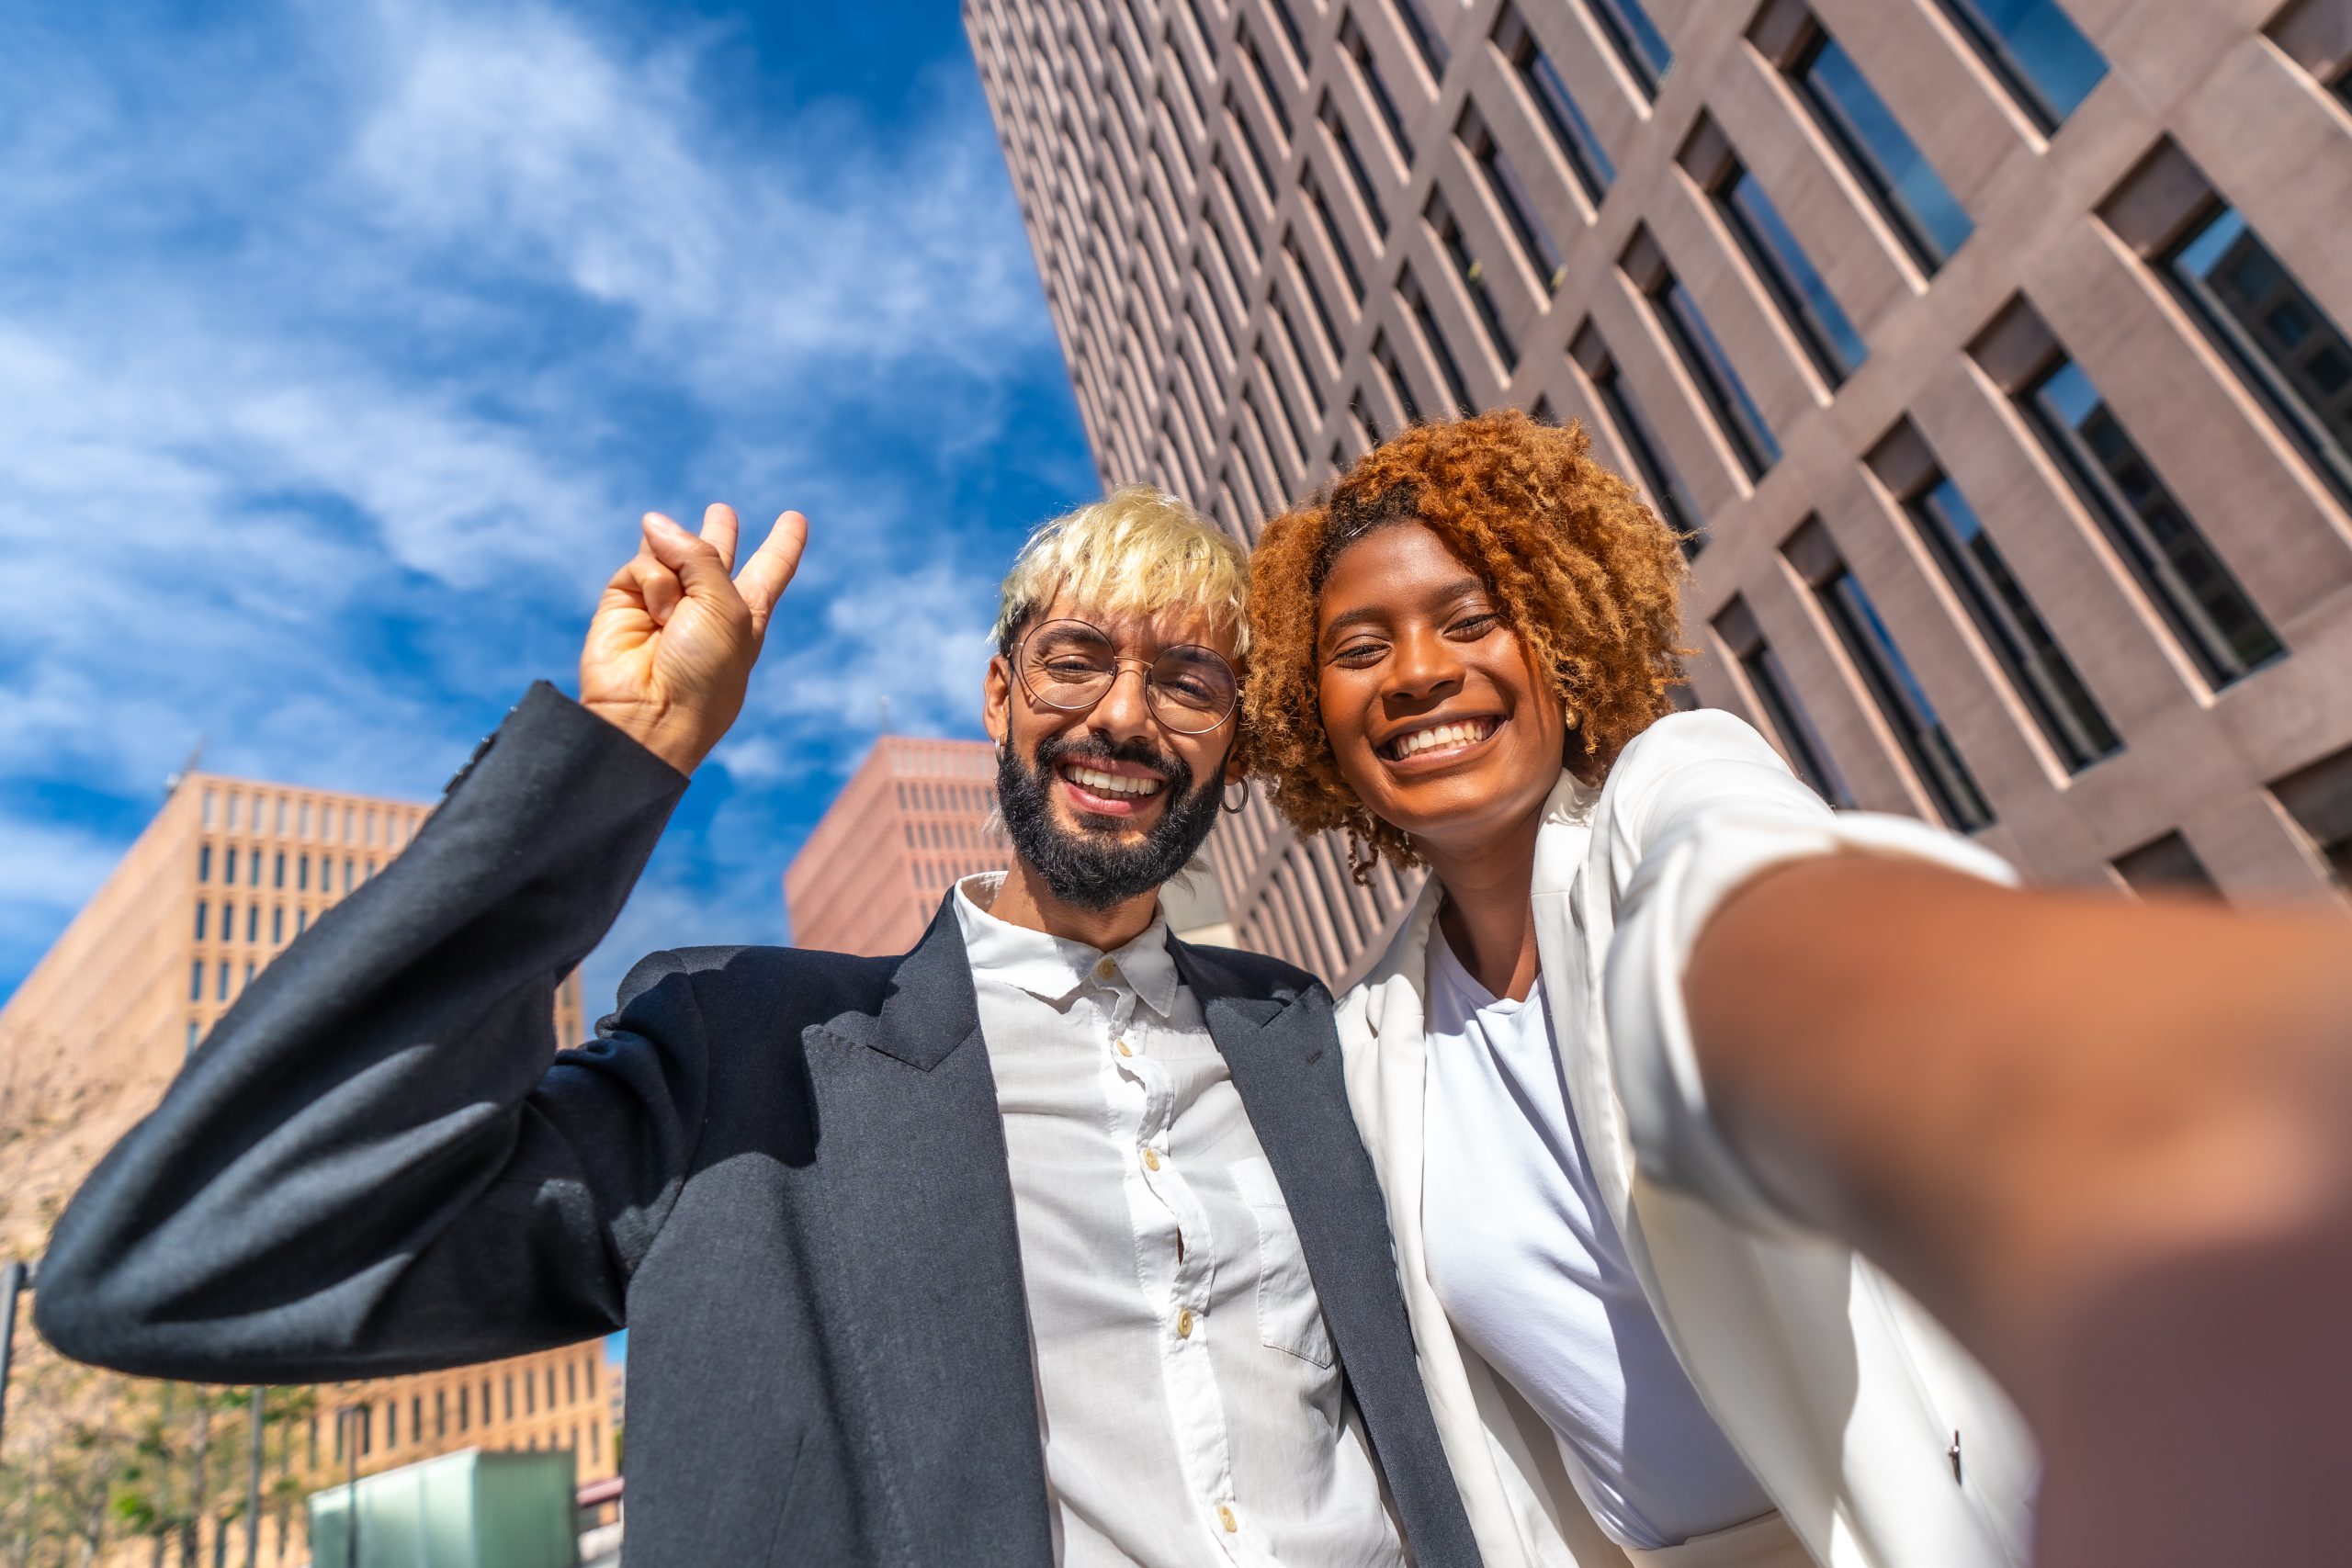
[{"left": 641, "top": 513, "right": 739, "bottom": 603}]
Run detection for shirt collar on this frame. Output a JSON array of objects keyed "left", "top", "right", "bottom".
[{"left": 953, "top": 872, "right": 1183, "bottom": 1016}]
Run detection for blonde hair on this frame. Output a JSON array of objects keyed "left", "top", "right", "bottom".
[{"left": 992, "top": 485, "right": 1251, "bottom": 659}]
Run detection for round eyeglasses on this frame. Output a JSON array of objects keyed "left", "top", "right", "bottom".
[{"left": 1014, "top": 618, "right": 1239, "bottom": 735}]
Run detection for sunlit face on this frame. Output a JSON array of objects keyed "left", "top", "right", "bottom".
[
  {"left": 983, "top": 593, "right": 1244, "bottom": 909},
  {"left": 1313, "top": 521, "right": 1566, "bottom": 862}
]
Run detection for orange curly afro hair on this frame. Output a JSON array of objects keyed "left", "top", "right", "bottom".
[{"left": 1245, "top": 409, "right": 1691, "bottom": 879}]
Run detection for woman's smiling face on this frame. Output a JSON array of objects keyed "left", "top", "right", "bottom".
[{"left": 1314, "top": 519, "right": 1568, "bottom": 860}]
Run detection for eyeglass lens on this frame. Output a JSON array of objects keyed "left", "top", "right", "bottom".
[{"left": 1021, "top": 620, "right": 1237, "bottom": 732}]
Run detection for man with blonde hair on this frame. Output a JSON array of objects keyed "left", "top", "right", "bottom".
[{"left": 38, "top": 493, "right": 1481, "bottom": 1567}]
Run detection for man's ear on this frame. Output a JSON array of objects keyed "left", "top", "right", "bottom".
[
  {"left": 1220, "top": 728, "right": 1249, "bottom": 786},
  {"left": 983, "top": 653, "right": 1013, "bottom": 749}
]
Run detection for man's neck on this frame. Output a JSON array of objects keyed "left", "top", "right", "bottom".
[{"left": 985, "top": 857, "right": 1163, "bottom": 952}]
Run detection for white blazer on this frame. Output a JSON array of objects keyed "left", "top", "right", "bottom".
[{"left": 1334, "top": 711, "right": 2039, "bottom": 1568}]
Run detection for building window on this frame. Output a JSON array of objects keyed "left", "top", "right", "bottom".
[
  {"left": 243, "top": 962, "right": 254, "bottom": 989},
  {"left": 298, "top": 855, "right": 310, "bottom": 891},
  {"left": 344, "top": 857, "right": 356, "bottom": 892},
  {"left": 1786, "top": 24, "right": 1973, "bottom": 270},
  {"left": 506, "top": 1375, "right": 517, "bottom": 1419},
  {"left": 2111, "top": 832, "right": 2220, "bottom": 897},
  {"left": 191, "top": 961, "right": 205, "bottom": 1002},
  {"left": 2163, "top": 203, "right": 2352, "bottom": 512},
  {"left": 217, "top": 962, "right": 230, "bottom": 1001},
  {"left": 1304, "top": 172, "right": 1366, "bottom": 301},
  {"left": 1934, "top": 0, "right": 2106, "bottom": 130},
  {"left": 297, "top": 908, "right": 308, "bottom": 935},
  {"left": 1716, "top": 597, "right": 1853, "bottom": 807},
  {"left": 1900, "top": 467, "right": 2121, "bottom": 772},
  {"left": 1373, "top": 332, "right": 1423, "bottom": 425},
  {"left": 1813, "top": 555, "right": 1996, "bottom": 831},
  {"left": 1397, "top": 270, "right": 1474, "bottom": 413},
  {"left": 2022, "top": 356, "right": 2284, "bottom": 687},
  {"left": 1577, "top": 329, "right": 1704, "bottom": 550},
  {"left": 246, "top": 903, "right": 258, "bottom": 942},
  {"left": 1319, "top": 96, "right": 1390, "bottom": 237},
  {"left": 195, "top": 903, "right": 208, "bottom": 941},
  {"left": 187, "top": 1018, "right": 199, "bottom": 1055},
  {"left": 548, "top": 1367, "right": 560, "bottom": 1408},
  {"left": 1460, "top": 104, "right": 1566, "bottom": 294},
  {"left": 1267, "top": 0, "right": 1307, "bottom": 67},
  {"left": 1341, "top": 13, "right": 1415, "bottom": 162},
  {"left": 224, "top": 847, "right": 238, "bottom": 886},
  {"left": 1283, "top": 231, "right": 1344, "bottom": 359},
  {"left": 1390, "top": 0, "right": 1449, "bottom": 78},
  {"left": 1704, "top": 149, "right": 1866, "bottom": 383},
  {"left": 1630, "top": 238, "right": 1780, "bottom": 479},
  {"left": 413, "top": 1395, "right": 424, "bottom": 1438},
  {"left": 1499, "top": 8, "right": 1613, "bottom": 205},
  {"left": 1585, "top": 0, "right": 1673, "bottom": 97},
  {"left": 2270, "top": 745, "right": 2352, "bottom": 893},
  {"left": 1239, "top": 26, "right": 1295, "bottom": 141},
  {"left": 458, "top": 1386, "right": 469, "bottom": 1431},
  {"left": 1426, "top": 194, "right": 1516, "bottom": 367},
  {"left": 568, "top": 1363, "right": 579, "bottom": 1404},
  {"left": 272, "top": 906, "right": 284, "bottom": 944},
  {"left": 387, "top": 1402, "right": 399, "bottom": 1447},
  {"left": 1227, "top": 95, "right": 1276, "bottom": 200},
  {"left": 273, "top": 852, "right": 285, "bottom": 889}
]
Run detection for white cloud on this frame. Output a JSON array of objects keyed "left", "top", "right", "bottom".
[{"left": 0, "top": 0, "right": 1091, "bottom": 1009}]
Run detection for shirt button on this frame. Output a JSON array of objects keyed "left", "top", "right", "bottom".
[
  {"left": 1094, "top": 957, "right": 1116, "bottom": 981},
  {"left": 1176, "top": 1308, "right": 1194, "bottom": 1338},
  {"left": 1217, "top": 1506, "right": 1238, "bottom": 1533},
  {"left": 1115, "top": 1038, "right": 1133, "bottom": 1057},
  {"left": 1142, "top": 1148, "right": 1160, "bottom": 1172}
]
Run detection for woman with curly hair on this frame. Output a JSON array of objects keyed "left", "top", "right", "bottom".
[{"left": 1245, "top": 410, "right": 2352, "bottom": 1568}]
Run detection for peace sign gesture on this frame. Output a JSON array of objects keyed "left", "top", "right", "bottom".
[{"left": 580, "top": 504, "right": 808, "bottom": 774}]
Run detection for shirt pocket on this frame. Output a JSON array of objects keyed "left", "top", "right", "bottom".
[{"left": 1231, "top": 1156, "right": 1336, "bottom": 1369}]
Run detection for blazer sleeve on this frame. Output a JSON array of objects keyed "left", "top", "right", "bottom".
[
  {"left": 34, "top": 682, "right": 706, "bottom": 1384},
  {"left": 1594, "top": 710, "right": 2018, "bottom": 1231}
]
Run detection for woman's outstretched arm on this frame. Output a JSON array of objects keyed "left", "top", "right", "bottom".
[{"left": 1687, "top": 858, "right": 2352, "bottom": 1567}]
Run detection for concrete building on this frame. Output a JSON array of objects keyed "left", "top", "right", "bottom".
[
  {"left": 785, "top": 736, "right": 1016, "bottom": 953},
  {"left": 0, "top": 772, "right": 605, "bottom": 1563},
  {"left": 967, "top": 0, "right": 2352, "bottom": 983}
]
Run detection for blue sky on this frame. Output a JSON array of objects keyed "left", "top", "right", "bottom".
[{"left": 0, "top": 1, "right": 1099, "bottom": 1018}]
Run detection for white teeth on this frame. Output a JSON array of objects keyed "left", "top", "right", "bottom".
[
  {"left": 1066, "top": 763, "right": 1165, "bottom": 797},
  {"left": 1392, "top": 719, "right": 1495, "bottom": 760}
]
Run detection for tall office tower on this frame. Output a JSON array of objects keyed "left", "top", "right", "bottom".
[
  {"left": 786, "top": 736, "right": 1015, "bottom": 953},
  {"left": 0, "top": 773, "right": 605, "bottom": 1564},
  {"left": 967, "top": 0, "right": 2352, "bottom": 984}
]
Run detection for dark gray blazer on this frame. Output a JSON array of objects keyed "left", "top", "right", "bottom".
[{"left": 36, "top": 683, "right": 1481, "bottom": 1568}]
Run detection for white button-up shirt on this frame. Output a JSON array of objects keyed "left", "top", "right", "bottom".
[{"left": 955, "top": 874, "right": 1408, "bottom": 1568}]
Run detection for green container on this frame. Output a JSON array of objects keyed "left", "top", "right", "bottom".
[{"left": 307, "top": 1447, "right": 579, "bottom": 1568}]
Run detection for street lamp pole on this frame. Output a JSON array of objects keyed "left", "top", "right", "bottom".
[
  {"left": 0, "top": 1259, "right": 32, "bottom": 1461},
  {"left": 244, "top": 1385, "right": 266, "bottom": 1568}
]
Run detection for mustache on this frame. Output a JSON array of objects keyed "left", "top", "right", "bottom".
[{"left": 1035, "top": 729, "right": 1183, "bottom": 783}]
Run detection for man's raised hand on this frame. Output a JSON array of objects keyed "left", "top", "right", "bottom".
[{"left": 580, "top": 504, "right": 808, "bottom": 775}]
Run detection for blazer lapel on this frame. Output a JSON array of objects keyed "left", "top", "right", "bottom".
[{"left": 812, "top": 901, "right": 1054, "bottom": 1565}]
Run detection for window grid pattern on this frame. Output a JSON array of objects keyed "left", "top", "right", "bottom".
[{"left": 965, "top": 0, "right": 2352, "bottom": 980}]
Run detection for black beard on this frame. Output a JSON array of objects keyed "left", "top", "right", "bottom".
[{"left": 997, "top": 729, "right": 1227, "bottom": 912}]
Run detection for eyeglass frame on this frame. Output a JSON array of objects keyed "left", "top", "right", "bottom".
[{"left": 1009, "top": 616, "right": 1241, "bottom": 736}]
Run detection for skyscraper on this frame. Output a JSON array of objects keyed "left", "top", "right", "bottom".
[
  {"left": 0, "top": 773, "right": 607, "bottom": 1563},
  {"left": 968, "top": 0, "right": 2352, "bottom": 982},
  {"left": 785, "top": 736, "right": 1015, "bottom": 953}
]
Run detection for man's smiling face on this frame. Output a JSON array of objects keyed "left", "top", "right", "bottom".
[{"left": 983, "top": 593, "right": 1243, "bottom": 911}]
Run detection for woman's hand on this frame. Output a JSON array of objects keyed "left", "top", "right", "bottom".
[{"left": 579, "top": 504, "right": 808, "bottom": 775}]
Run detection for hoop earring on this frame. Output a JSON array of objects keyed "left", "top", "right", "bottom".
[{"left": 1221, "top": 777, "right": 1252, "bottom": 815}]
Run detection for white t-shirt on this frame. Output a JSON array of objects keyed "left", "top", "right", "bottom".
[{"left": 1419, "top": 930, "right": 1773, "bottom": 1551}]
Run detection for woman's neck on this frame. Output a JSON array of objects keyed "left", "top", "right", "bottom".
[{"left": 1424, "top": 799, "right": 1546, "bottom": 1003}]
